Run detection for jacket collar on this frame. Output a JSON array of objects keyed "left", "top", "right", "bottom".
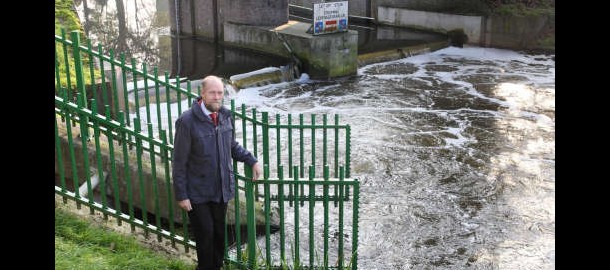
[{"left": 192, "top": 97, "right": 230, "bottom": 124}]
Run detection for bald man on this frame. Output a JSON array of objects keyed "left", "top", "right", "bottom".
[{"left": 172, "top": 75, "right": 262, "bottom": 270}]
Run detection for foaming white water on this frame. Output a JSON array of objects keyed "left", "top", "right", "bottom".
[{"left": 231, "top": 46, "right": 554, "bottom": 270}]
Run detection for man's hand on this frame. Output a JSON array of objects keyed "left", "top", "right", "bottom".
[
  {"left": 177, "top": 199, "right": 192, "bottom": 211},
  {"left": 252, "top": 162, "right": 263, "bottom": 181}
]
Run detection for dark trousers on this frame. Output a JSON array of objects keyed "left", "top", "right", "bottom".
[{"left": 189, "top": 201, "right": 228, "bottom": 270}]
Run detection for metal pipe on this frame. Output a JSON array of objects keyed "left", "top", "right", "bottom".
[
  {"left": 79, "top": 169, "right": 105, "bottom": 198},
  {"left": 174, "top": 0, "right": 181, "bottom": 76}
]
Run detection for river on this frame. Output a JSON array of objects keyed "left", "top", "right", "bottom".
[{"left": 74, "top": 1, "right": 555, "bottom": 269}]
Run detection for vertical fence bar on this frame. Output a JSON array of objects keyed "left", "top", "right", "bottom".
[
  {"left": 164, "top": 72, "right": 174, "bottom": 144},
  {"left": 323, "top": 114, "right": 328, "bottom": 170},
  {"left": 131, "top": 58, "right": 141, "bottom": 122},
  {"left": 120, "top": 55, "right": 131, "bottom": 129},
  {"left": 148, "top": 123, "right": 162, "bottom": 241},
  {"left": 292, "top": 166, "right": 300, "bottom": 267},
  {"left": 334, "top": 115, "right": 339, "bottom": 178},
  {"left": 245, "top": 165, "right": 256, "bottom": 269},
  {"left": 98, "top": 45, "right": 109, "bottom": 113},
  {"left": 352, "top": 180, "right": 360, "bottom": 270},
  {"left": 308, "top": 165, "right": 315, "bottom": 267},
  {"left": 70, "top": 31, "right": 87, "bottom": 109},
  {"left": 323, "top": 165, "right": 330, "bottom": 269},
  {"left": 338, "top": 166, "right": 345, "bottom": 269},
  {"left": 104, "top": 109, "right": 122, "bottom": 226},
  {"left": 87, "top": 41, "right": 95, "bottom": 95},
  {"left": 252, "top": 109, "right": 260, "bottom": 200},
  {"left": 276, "top": 113, "right": 281, "bottom": 175},
  {"left": 252, "top": 108, "right": 258, "bottom": 158},
  {"left": 234, "top": 155, "right": 243, "bottom": 261},
  {"left": 143, "top": 64, "right": 152, "bottom": 126},
  {"left": 92, "top": 108, "right": 108, "bottom": 219},
  {"left": 262, "top": 112, "right": 270, "bottom": 174},
  {"left": 288, "top": 114, "right": 293, "bottom": 177},
  {"left": 54, "top": 113, "right": 67, "bottom": 201},
  {"left": 154, "top": 68, "right": 163, "bottom": 136},
  {"left": 176, "top": 77, "right": 183, "bottom": 117},
  {"left": 263, "top": 164, "right": 271, "bottom": 266},
  {"left": 78, "top": 95, "right": 94, "bottom": 214},
  {"left": 160, "top": 131, "right": 175, "bottom": 246},
  {"left": 186, "top": 81, "right": 193, "bottom": 106},
  {"left": 109, "top": 50, "right": 120, "bottom": 119},
  {"left": 54, "top": 43, "right": 63, "bottom": 99},
  {"left": 299, "top": 114, "right": 304, "bottom": 178},
  {"left": 64, "top": 103, "right": 81, "bottom": 208},
  {"left": 119, "top": 112, "right": 136, "bottom": 232},
  {"left": 310, "top": 114, "right": 316, "bottom": 179},
  {"left": 278, "top": 165, "right": 286, "bottom": 266},
  {"left": 60, "top": 29, "right": 73, "bottom": 102},
  {"left": 346, "top": 126, "right": 351, "bottom": 178},
  {"left": 134, "top": 118, "right": 149, "bottom": 237}
]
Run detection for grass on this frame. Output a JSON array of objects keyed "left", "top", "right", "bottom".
[{"left": 55, "top": 206, "right": 196, "bottom": 270}]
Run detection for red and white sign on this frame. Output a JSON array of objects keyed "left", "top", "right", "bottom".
[{"left": 313, "top": 1, "right": 348, "bottom": 35}]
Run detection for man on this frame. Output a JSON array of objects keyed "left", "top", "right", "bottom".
[{"left": 172, "top": 75, "right": 262, "bottom": 270}]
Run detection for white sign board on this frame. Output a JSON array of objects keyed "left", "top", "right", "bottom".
[{"left": 313, "top": 1, "right": 348, "bottom": 35}]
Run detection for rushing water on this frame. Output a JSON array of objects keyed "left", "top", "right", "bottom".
[
  {"left": 74, "top": 1, "right": 555, "bottom": 269},
  {"left": 230, "top": 47, "right": 555, "bottom": 269}
]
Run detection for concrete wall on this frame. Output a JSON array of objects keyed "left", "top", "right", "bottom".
[
  {"left": 377, "top": 7, "right": 482, "bottom": 44},
  {"left": 290, "top": 0, "right": 369, "bottom": 17},
  {"left": 169, "top": 0, "right": 289, "bottom": 40},
  {"left": 224, "top": 0, "right": 288, "bottom": 26},
  {"left": 484, "top": 14, "right": 554, "bottom": 50},
  {"left": 168, "top": 0, "right": 216, "bottom": 38}
]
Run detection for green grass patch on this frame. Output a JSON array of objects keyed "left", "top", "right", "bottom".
[{"left": 55, "top": 207, "right": 195, "bottom": 270}]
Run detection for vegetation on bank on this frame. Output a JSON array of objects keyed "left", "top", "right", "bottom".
[
  {"left": 55, "top": 0, "right": 101, "bottom": 94},
  {"left": 55, "top": 207, "right": 196, "bottom": 270}
]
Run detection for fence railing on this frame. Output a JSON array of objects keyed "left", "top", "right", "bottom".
[{"left": 55, "top": 29, "right": 359, "bottom": 269}]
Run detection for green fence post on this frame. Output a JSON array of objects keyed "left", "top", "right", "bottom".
[
  {"left": 262, "top": 112, "right": 270, "bottom": 175},
  {"left": 54, "top": 113, "right": 67, "bottom": 202},
  {"left": 104, "top": 109, "right": 122, "bottom": 226},
  {"left": 293, "top": 165, "right": 300, "bottom": 268},
  {"left": 70, "top": 31, "right": 87, "bottom": 109},
  {"left": 245, "top": 165, "right": 256, "bottom": 269},
  {"left": 323, "top": 165, "right": 330, "bottom": 269},
  {"left": 263, "top": 164, "right": 271, "bottom": 266},
  {"left": 278, "top": 165, "right": 286, "bottom": 266},
  {"left": 352, "top": 179, "right": 360, "bottom": 270},
  {"left": 134, "top": 118, "right": 149, "bottom": 237},
  {"left": 308, "top": 165, "right": 315, "bottom": 267},
  {"left": 60, "top": 29, "right": 73, "bottom": 103},
  {"left": 338, "top": 166, "right": 345, "bottom": 269}
]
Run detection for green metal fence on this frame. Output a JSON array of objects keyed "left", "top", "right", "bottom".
[{"left": 55, "top": 30, "right": 359, "bottom": 269}]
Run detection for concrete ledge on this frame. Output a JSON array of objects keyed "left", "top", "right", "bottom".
[{"left": 358, "top": 40, "right": 449, "bottom": 67}]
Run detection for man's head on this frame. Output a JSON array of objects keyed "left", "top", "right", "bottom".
[{"left": 200, "top": 75, "right": 224, "bottom": 112}]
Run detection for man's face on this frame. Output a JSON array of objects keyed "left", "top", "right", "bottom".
[{"left": 202, "top": 79, "right": 224, "bottom": 112}]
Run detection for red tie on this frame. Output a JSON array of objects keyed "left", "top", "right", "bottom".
[{"left": 210, "top": 112, "right": 218, "bottom": 126}]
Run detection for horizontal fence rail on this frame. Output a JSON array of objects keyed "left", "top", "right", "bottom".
[{"left": 55, "top": 30, "right": 359, "bottom": 269}]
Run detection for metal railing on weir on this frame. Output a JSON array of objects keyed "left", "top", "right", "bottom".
[{"left": 55, "top": 29, "right": 360, "bottom": 269}]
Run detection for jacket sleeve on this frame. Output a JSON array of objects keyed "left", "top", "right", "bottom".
[
  {"left": 231, "top": 139, "right": 257, "bottom": 167},
  {"left": 172, "top": 117, "right": 191, "bottom": 201}
]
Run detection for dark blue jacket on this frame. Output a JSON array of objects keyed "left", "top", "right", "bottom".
[{"left": 172, "top": 98, "right": 257, "bottom": 204}]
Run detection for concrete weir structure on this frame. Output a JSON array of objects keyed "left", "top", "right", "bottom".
[
  {"left": 224, "top": 21, "right": 358, "bottom": 80},
  {"left": 169, "top": 0, "right": 358, "bottom": 79}
]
